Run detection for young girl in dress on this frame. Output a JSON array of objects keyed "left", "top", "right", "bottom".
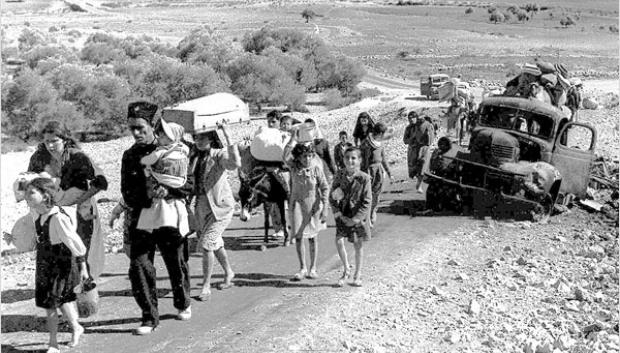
[
  {"left": 360, "top": 122, "right": 393, "bottom": 226},
  {"left": 283, "top": 136, "right": 329, "bottom": 281},
  {"left": 24, "top": 177, "right": 89, "bottom": 353},
  {"left": 136, "top": 119, "right": 190, "bottom": 236},
  {"left": 352, "top": 112, "right": 376, "bottom": 146}
]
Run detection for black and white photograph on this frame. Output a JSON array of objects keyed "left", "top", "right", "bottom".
[{"left": 1, "top": 0, "right": 618, "bottom": 352}]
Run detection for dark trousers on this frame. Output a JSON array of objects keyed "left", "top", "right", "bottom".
[{"left": 128, "top": 226, "right": 190, "bottom": 327}]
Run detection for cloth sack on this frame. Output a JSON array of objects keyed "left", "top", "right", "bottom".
[{"left": 250, "top": 127, "right": 287, "bottom": 162}]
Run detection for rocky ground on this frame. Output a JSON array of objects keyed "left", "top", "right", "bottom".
[{"left": 264, "top": 209, "right": 619, "bottom": 353}]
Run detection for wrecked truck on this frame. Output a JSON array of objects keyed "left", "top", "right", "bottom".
[{"left": 425, "top": 96, "right": 597, "bottom": 219}]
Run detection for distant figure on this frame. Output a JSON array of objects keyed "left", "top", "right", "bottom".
[
  {"left": 266, "top": 110, "right": 282, "bottom": 129},
  {"left": 352, "top": 112, "right": 375, "bottom": 146},
  {"left": 333, "top": 130, "right": 353, "bottom": 171},
  {"left": 330, "top": 147, "right": 372, "bottom": 287},
  {"left": 566, "top": 78, "right": 583, "bottom": 121},
  {"left": 305, "top": 118, "right": 336, "bottom": 179},
  {"left": 403, "top": 112, "right": 434, "bottom": 193}
]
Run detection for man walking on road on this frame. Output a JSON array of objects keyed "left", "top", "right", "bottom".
[
  {"left": 121, "top": 101, "right": 192, "bottom": 335},
  {"left": 403, "top": 111, "right": 434, "bottom": 193}
]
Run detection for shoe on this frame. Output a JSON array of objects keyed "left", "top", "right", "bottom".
[
  {"left": 134, "top": 325, "right": 155, "bottom": 335},
  {"left": 46, "top": 347, "right": 60, "bottom": 353},
  {"left": 291, "top": 269, "right": 307, "bottom": 281},
  {"left": 177, "top": 306, "right": 191, "bottom": 321},
  {"left": 417, "top": 187, "right": 424, "bottom": 194},
  {"left": 350, "top": 277, "right": 363, "bottom": 287},
  {"left": 306, "top": 269, "right": 319, "bottom": 279},
  {"left": 272, "top": 230, "right": 285, "bottom": 238}
]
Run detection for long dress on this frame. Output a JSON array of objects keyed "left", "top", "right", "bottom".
[{"left": 287, "top": 157, "right": 329, "bottom": 239}]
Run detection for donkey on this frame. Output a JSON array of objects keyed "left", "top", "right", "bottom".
[{"left": 237, "top": 142, "right": 290, "bottom": 246}]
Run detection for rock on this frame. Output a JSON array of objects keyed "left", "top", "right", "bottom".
[
  {"left": 505, "top": 280, "right": 519, "bottom": 291},
  {"left": 553, "top": 335, "right": 575, "bottom": 350},
  {"left": 583, "top": 321, "right": 607, "bottom": 334},
  {"left": 557, "top": 282, "right": 571, "bottom": 294},
  {"left": 524, "top": 339, "right": 539, "bottom": 353},
  {"left": 574, "top": 287, "right": 590, "bottom": 301},
  {"left": 430, "top": 286, "right": 446, "bottom": 296},
  {"left": 444, "top": 331, "right": 461, "bottom": 344},
  {"left": 563, "top": 301, "right": 580, "bottom": 312},
  {"left": 551, "top": 235, "right": 567, "bottom": 242},
  {"left": 447, "top": 259, "right": 459, "bottom": 266},
  {"left": 536, "top": 341, "right": 554, "bottom": 353},
  {"left": 517, "top": 257, "right": 528, "bottom": 266},
  {"left": 455, "top": 273, "right": 469, "bottom": 281},
  {"left": 503, "top": 245, "right": 513, "bottom": 251},
  {"left": 468, "top": 299, "right": 481, "bottom": 316}
]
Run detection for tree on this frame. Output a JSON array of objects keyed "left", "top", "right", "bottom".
[
  {"left": 177, "top": 27, "right": 238, "bottom": 73},
  {"left": 465, "top": 7, "right": 473, "bottom": 14},
  {"left": 489, "top": 11, "right": 505, "bottom": 24},
  {"left": 301, "top": 8, "right": 317, "bottom": 23},
  {"left": 516, "top": 9, "right": 530, "bottom": 22},
  {"left": 226, "top": 53, "right": 305, "bottom": 110}
]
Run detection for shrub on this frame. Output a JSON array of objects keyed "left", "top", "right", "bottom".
[
  {"left": 48, "top": 26, "right": 59, "bottom": 33},
  {"left": 465, "top": 7, "right": 473, "bottom": 14},
  {"left": 263, "top": 46, "right": 317, "bottom": 90},
  {"left": 21, "top": 44, "right": 77, "bottom": 69},
  {"left": 516, "top": 9, "right": 529, "bottom": 21},
  {"left": 397, "top": 50, "right": 409, "bottom": 58},
  {"left": 226, "top": 53, "right": 305, "bottom": 110},
  {"left": 17, "top": 28, "right": 51, "bottom": 51},
  {"left": 242, "top": 26, "right": 314, "bottom": 55},
  {"left": 609, "top": 25, "right": 619, "bottom": 33},
  {"left": 1, "top": 69, "right": 63, "bottom": 140},
  {"left": 490, "top": 11, "right": 505, "bottom": 24},
  {"left": 487, "top": 6, "right": 497, "bottom": 14},
  {"left": 177, "top": 27, "right": 237, "bottom": 73},
  {"left": 560, "top": 16, "right": 575, "bottom": 27},
  {"left": 81, "top": 42, "right": 124, "bottom": 65}
]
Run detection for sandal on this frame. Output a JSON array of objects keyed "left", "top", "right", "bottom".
[
  {"left": 47, "top": 347, "right": 60, "bottom": 353},
  {"left": 306, "top": 269, "right": 319, "bottom": 279},
  {"left": 219, "top": 282, "right": 234, "bottom": 290},
  {"left": 67, "top": 325, "right": 84, "bottom": 347},
  {"left": 197, "top": 289, "right": 212, "bottom": 301},
  {"left": 291, "top": 269, "right": 307, "bottom": 281}
]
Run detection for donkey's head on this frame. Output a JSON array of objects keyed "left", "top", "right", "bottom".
[{"left": 238, "top": 171, "right": 273, "bottom": 222}]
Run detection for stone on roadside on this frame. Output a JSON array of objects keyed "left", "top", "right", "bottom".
[
  {"left": 517, "top": 256, "right": 528, "bottom": 266},
  {"left": 444, "top": 331, "right": 461, "bottom": 344},
  {"left": 563, "top": 301, "right": 580, "bottom": 312},
  {"left": 455, "top": 273, "right": 469, "bottom": 281},
  {"left": 447, "top": 259, "right": 459, "bottom": 266},
  {"left": 468, "top": 299, "right": 481, "bottom": 316},
  {"left": 505, "top": 280, "right": 519, "bottom": 291},
  {"left": 574, "top": 287, "right": 590, "bottom": 301},
  {"left": 523, "top": 339, "right": 539, "bottom": 353},
  {"left": 430, "top": 286, "right": 446, "bottom": 296},
  {"left": 503, "top": 245, "right": 512, "bottom": 251},
  {"left": 536, "top": 341, "right": 554, "bottom": 353},
  {"left": 553, "top": 335, "right": 574, "bottom": 350}
]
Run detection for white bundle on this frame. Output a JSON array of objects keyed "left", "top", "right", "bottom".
[{"left": 250, "top": 127, "right": 287, "bottom": 162}]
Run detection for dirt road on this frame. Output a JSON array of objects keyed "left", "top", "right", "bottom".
[{"left": 0, "top": 172, "right": 474, "bottom": 353}]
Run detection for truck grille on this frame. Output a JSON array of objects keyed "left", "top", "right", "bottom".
[{"left": 491, "top": 144, "right": 515, "bottom": 160}]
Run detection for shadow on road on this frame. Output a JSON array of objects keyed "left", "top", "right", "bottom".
[
  {"left": 2, "top": 344, "right": 47, "bottom": 353},
  {"left": 82, "top": 314, "right": 177, "bottom": 334},
  {"left": 98, "top": 288, "right": 170, "bottom": 298},
  {"left": 1, "top": 315, "right": 51, "bottom": 334},
  {"left": 1, "top": 289, "right": 35, "bottom": 304}
]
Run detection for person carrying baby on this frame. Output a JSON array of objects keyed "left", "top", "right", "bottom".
[{"left": 136, "top": 119, "right": 190, "bottom": 237}]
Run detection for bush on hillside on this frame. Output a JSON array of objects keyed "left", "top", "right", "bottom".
[
  {"left": 81, "top": 42, "right": 124, "bottom": 65},
  {"left": 490, "top": 11, "right": 505, "bottom": 24},
  {"left": 17, "top": 28, "right": 52, "bottom": 51},
  {"left": 226, "top": 53, "right": 305, "bottom": 110},
  {"left": 560, "top": 16, "right": 576, "bottom": 27},
  {"left": 177, "top": 27, "right": 238, "bottom": 73},
  {"left": 465, "top": 7, "right": 473, "bottom": 14},
  {"left": 262, "top": 46, "right": 318, "bottom": 90},
  {"left": 21, "top": 44, "right": 78, "bottom": 70}
]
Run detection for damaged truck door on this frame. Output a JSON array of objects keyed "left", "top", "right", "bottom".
[{"left": 551, "top": 122, "right": 597, "bottom": 198}]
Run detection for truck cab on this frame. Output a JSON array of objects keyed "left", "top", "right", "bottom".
[{"left": 420, "top": 74, "right": 450, "bottom": 100}]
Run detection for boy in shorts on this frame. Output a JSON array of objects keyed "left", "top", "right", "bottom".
[{"left": 329, "top": 147, "right": 372, "bottom": 287}]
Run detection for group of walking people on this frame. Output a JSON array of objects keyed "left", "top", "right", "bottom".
[{"left": 19, "top": 101, "right": 430, "bottom": 352}]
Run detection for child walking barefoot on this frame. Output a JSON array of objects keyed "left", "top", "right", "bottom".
[
  {"left": 25, "top": 178, "right": 90, "bottom": 353},
  {"left": 284, "top": 137, "right": 329, "bottom": 281},
  {"left": 330, "top": 147, "right": 372, "bottom": 287}
]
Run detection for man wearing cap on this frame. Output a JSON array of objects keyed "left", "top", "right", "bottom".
[
  {"left": 121, "top": 101, "right": 192, "bottom": 335},
  {"left": 566, "top": 78, "right": 583, "bottom": 121}
]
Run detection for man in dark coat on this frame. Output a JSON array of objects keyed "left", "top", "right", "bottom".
[{"left": 121, "top": 101, "right": 192, "bottom": 335}]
